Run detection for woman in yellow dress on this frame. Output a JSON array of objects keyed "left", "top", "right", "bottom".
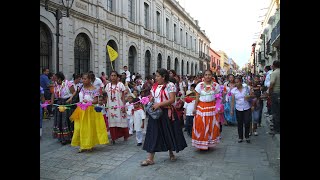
[{"left": 70, "top": 73, "right": 109, "bottom": 152}]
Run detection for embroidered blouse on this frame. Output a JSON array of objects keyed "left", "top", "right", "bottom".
[
  {"left": 53, "top": 80, "right": 73, "bottom": 99},
  {"left": 151, "top": 82, "right": 176, "bottom": 103},
  {"left": 195, "top": 82, "right": 220, "bottom": 102}
]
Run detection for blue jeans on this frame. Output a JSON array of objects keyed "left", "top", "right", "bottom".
[{"left": 185, "top": 116, "right": 194, "bottom": 136}]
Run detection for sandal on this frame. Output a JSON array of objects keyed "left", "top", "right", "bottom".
[
  {"left": 140, "top": 159, "right": 154, "bottom": 166},
  {"left": 169, "top": 154, "right": 177, "bottom": 162}
]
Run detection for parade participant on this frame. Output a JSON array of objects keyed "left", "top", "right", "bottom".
[
  {"left": 51, "top": 72, "right": 76, "bottom": 145},
  {"left": 131, "top": 98, "right": 146, "bottom": 146},
  {"left": 192, "top": 69, "right": 221, "bottom": 150},
  {"left": 141, "top": 68, "right": 187, "bottom": 166},
  {"left": 224, "top": 74, "right": 237, "bottom": 125},
  {"left": 105, "top": 71, "right": 129, "bottom": 144},
  {"left": 70, "top": 73, "right": 109, "bottom": 152},
  {"left": 183, "top": 90, "right": 196, "bottom": 137}
]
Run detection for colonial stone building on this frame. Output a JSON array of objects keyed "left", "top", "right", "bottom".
[{"left": 40, "top": 0, "right": 211, "bottom": 79}]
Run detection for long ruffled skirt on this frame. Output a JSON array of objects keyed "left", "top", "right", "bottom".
[
  {"left": 70, "top": 106, "right": 109, "bottom": 150},
  {"left": 192, "top": 101, "right": 220, "bottom": 150},
  {"left": 143, "top": 108, "right": 187, "bottom": 153}
]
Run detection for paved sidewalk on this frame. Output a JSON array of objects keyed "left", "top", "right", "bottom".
[{"left": 41, "top": 115, "right": 280, "bottom": 180}]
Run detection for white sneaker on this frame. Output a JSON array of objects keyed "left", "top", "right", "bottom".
[{"left": 254, "top": 132, "right": 258, "bottom": 136}]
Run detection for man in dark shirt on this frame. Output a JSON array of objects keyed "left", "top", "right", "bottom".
[{"left": 40, "top": 68, "right": 53, "bottom": 115}]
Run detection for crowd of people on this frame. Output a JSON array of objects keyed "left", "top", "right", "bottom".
[{"left": 40, "top": 60, "right": 280, "bottom": 165}]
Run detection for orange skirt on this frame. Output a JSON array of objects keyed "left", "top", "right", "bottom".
[{"left": 192, "top": 101, "right": 220, "bottom": 150}]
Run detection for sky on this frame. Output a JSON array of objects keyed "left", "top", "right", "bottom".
[{"left": 178, "top": 0, "right": 270, "bottom": 68}]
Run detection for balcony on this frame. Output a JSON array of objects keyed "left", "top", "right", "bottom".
[{"left": 271, "top": 20, "right": 280, "bottom": 47}]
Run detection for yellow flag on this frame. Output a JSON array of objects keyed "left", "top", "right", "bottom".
[{"left": 107, "top": 45, "right": 118, "bottom": 62}]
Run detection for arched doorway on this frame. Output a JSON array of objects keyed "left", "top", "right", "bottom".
[
  {"left": 40, "top": 22, "right": 52, "bottom": 74},
  {"left": 157, "top": 53, "right": 162, "bottom": 70},
  {"left": 106, "top": 40, "right": 118, "bottom": 76},
  {"left": 145, "top": 50, "right": 151, "bottom": 76},
  {"left": 181, "top": 59, "right": 184, "bottom": 75},
  {"left": 187, "top": 61, "right": 189, "bottom": 75},
  {"left": 191, "top": 62, "right": 194, "bottom": 76},
  {"left": 128, "top": 46, "right": 137, "bottom": 74},
  {"left": 174, "top": 58, "right": 179, "bottom": 74},
  {"left": 167, "top": 56, "right": 171, "bottom": 70},
  {"left": 74, "top": 33, "right": 90, "bottom": 74}
]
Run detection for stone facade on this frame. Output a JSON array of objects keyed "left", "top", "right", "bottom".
[{"left": 40, "top": 0, "right": 211, "bottom": 79}]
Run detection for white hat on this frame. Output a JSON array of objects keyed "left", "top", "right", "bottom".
[{"left": 186, "top": 90, "right": 194, "bottom": 96}]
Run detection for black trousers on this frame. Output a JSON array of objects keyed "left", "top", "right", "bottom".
[{"left": 235, "top": 109, "right": 251, "bottom": 139}]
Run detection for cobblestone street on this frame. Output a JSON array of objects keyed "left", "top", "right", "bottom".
[{"left": 40, "top": 107, "right": 280, "bottom": 180}]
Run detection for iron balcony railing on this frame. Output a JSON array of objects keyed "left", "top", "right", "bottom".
[{"left": 271, "top": 20, "right": 280, "bottom": 45}]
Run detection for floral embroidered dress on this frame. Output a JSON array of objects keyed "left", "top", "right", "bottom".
[
  {"left": 70, "top": 87, "right": 109, "bottom": 150},
  {"left": 105, "top": 82, "right": 129, "bottom": 141},
  {"left": 192, "top": 81, "right": 221, "bottom": 150}
]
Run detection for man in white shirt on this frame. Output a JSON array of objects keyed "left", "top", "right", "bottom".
[
  {"left": 89, "top": 71, "right": 103, "bottom": 93},
  {"left": 123, "top": 66, "right": 131, "bottom": 83},
  {"left": 264, "top": 66, "right": 273, "bottom": 88}
]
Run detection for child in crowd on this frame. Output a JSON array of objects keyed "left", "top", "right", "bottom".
[
  {"left": 131, "top": 98, "right": 145, "bottom": 146},
  {"left": 132, "top": 89, "right": 141, "bottom": 100},
  {"left": 183, "top": 90, "right": 196, "bottom": 137},
  {"left": 125, "top": 94, "right": 135, "bottom": 135},
  {"left": 98, "top": 95, "right": 109, "bottom": 132}
]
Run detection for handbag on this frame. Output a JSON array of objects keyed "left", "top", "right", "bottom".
[{"left": 145, "top": 102, "right": 163, "bottom": 120}]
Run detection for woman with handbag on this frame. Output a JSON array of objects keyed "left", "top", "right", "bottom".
[
  {"left": 192, "top": 70, "right": 221, "bottom": 151},
  {"left": 141, "top": 68, "right": 187, "bottom": 166}
]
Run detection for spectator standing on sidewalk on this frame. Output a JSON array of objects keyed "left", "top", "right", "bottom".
[
  {"left": 268, "top": 60, "right": 280, "bottom": 134},
  {"left": 124, "top": 66, "right": 131, "bottom": 83},
  {"left": 230, "top": 76, "right": 253, "bottom": 143},
  {"left": 264, "top": 65, "right": 273, "bottom": 115}
]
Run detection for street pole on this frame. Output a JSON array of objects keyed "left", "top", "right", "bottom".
[
  {"left": 55, "top": 9, "right": 62, "bottom": 72},
  {"left": 44, "top": 0, "right": 74, "bottom": 73}
]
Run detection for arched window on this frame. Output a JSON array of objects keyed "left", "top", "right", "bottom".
[
  {"left": 40, "top": 22, "right": 52, "bottom": 73},
  {"left": 106, "top": 40, "right": 117, "bottom": 76},
  {"left": 167, "top": 56, "right": 171, "bottom": 70},
  {"left": 74, "top": 33, "right": 90, "bottom": 74},
  {"left": 181, "top": 60, "right": 184, "bottom": 75},
  {"left": 128, "top": 46, "right": 137, "bottom": 73},
  {"left": 191, "top": 62, "right": 194, "bottom": 76},
  {"left": 195, "top": 64, "right": 198, "bottom": 74},
  {"left": 187, "top": 61, "right": 189, "bottom": 75},
  {"left": 157, "top": 53, "right": 162, "bottom": 70},
  {"left": 174, "top": 58, "right": 179, "bottom": 74},
  {"left": 145, "top": 50, "right": 151, "bottom": 76}
]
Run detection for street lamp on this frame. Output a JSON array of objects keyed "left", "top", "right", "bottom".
[{"left": 44, "top": 0, "right": 74, "bottom": 73}]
